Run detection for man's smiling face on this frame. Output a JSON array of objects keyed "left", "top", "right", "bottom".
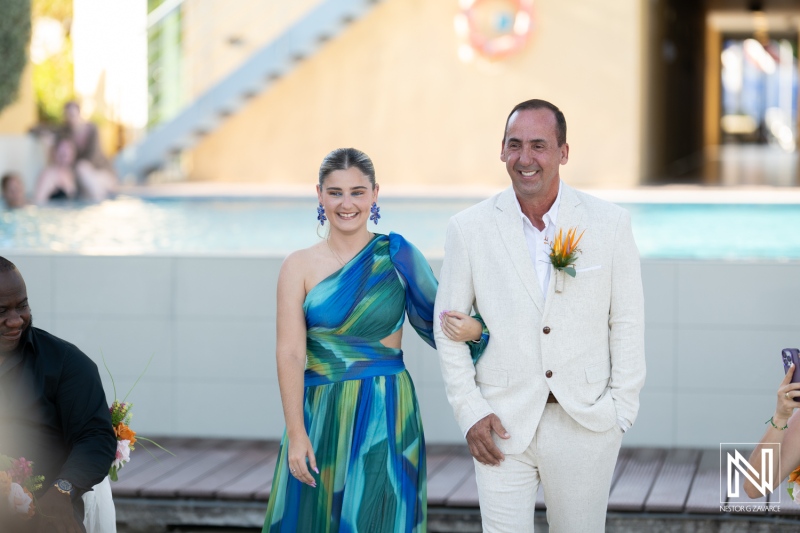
[
  {"left": 500, "top": 107, "right": 568, "bottom": 202},
  {"left": 0, "top": 268, "right": 31, "bottom": 355}
]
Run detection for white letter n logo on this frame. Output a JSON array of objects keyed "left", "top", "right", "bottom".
[{"left": 727, "top": 449, "right": 774, "bottom": 498}]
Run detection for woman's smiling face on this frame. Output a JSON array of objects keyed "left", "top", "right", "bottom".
[{"left": 317, "top": 166, "right": 378, "bottom": 233}]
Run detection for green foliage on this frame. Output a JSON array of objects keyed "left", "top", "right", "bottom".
[
  {"left": 32, "top": 0, "right": 74, "bottom": 124},
  {"left": 33, "top": 37, "right": 74, "bottom": 124},
  {"left": 25, "top": 474, "right": 45, "bottom": 493},
  {"left": 0, "top": 0, "right": 32, "bottom": 115},
  {"left": 32, "top": 0, "right": 70, "bottom": 19}
]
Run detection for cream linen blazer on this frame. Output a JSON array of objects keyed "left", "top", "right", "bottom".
[{"left": 434, "top": 183, "right": 646, "bottom": 455}]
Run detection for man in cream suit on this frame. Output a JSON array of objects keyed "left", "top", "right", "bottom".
[{"left": 434, "top": 99, "right": 645, "bottom": 532}]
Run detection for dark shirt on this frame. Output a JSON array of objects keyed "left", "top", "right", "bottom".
[{"left": 0, "top": 326, "right": 116, "bottom": 519}]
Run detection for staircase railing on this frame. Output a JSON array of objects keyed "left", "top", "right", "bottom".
[{"left": 117, "top": 0, "right": 383, "bottom": 182}]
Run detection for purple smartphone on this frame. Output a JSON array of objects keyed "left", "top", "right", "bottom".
[{"left": 782, "top": 348, "right": 800, "bottom": 401}]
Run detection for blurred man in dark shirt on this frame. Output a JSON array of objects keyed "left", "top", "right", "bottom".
[{"left": 0, "top": 256, "right": 116, "bottom": 532}]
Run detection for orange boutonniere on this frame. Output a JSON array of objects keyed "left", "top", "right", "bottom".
[{"left": 549, "top": 227, "right": 585, "bottom": 278}]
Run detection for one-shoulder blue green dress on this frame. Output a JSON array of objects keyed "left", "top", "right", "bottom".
[{"left": 262, "top": 233, "right": 486, "bottom": 533}]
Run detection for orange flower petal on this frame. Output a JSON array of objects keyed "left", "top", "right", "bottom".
[{"left": 573, "top": 229, "right": 586, "bottom": 248}]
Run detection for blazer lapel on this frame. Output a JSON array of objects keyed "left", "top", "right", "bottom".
[
  {"left": 495, "top": 187, "right": 545, "bottom": 313},
  {"left": 543, "top": 183, "right": 586, "bottom": 312}
]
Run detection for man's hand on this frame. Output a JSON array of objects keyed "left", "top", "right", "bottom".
[
  {"left": 35, "top": 487, "right": 82, "bottom": 533},
  {"left": 466, "top": 414, "right": 510, "bottom": 466}
]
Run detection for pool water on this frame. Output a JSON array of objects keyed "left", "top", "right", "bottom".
[{"left": 2, "top": 196, "right": 800, "bottom": 259}]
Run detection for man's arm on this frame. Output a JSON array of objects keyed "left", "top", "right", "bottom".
[
  {"left": 35, "top": 347, "right": 116, "bottom": 533},
  {"left": 434, "top": 218, "right": 496, "bottom": 435},
  {"left": 55, "top": 348, "right": 117, "bottom": 490},
  {"left": 608, "top": 210, "right": 646, "bottom": 427}
]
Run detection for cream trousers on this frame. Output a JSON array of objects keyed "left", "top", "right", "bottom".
[{"left": 474, "top": 402, "right": 624, "bottom": 533}]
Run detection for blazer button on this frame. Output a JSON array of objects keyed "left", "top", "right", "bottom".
[
  {"left": 543, "top": 326, "right": 551, "bottom": 334},
  {"left": 545, "top": 370, "right": 553, "bottom": 378}
]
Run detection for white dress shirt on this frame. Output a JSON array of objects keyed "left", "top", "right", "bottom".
[{"left": 513, "top": 182, "right": 562, "bottom": 300}]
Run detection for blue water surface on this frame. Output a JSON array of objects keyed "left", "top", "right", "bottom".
[{"left": 2, "top": 196, "right": 800, "bottom": 259}]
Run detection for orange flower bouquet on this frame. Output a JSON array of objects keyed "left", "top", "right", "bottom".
[
  {"left": 0, "top": 455, "right": 44, "bottom": 520},
  {"left": 102, "top": 353, "right": 172, "bottom": 482},
  {"left": 109, "top": 400, "right": 136, "bottom": 481},
  {"left": 787, "top": 465, "right": 800, "bottom": 504},
  {"left": 549, "top": 227, "right": 585, "bottom": 278}
]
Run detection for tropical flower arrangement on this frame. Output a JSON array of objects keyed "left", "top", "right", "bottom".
[
  {"left": 787, "top": 465, "right": 800, "bottom": 504},
  {"left": 109, "top": 400, "right": 137, "bottom": 481},
  {"left": 0, "top": 455, "right": 44, "bottom": 519},
  {"left": 102, "top": 353, "right": 171, "bottom": 482},
  {"left": 548, "top": 227, "right": 585, "bottom": 278}
]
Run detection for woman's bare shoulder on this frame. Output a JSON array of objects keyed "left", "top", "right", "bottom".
[
  {"left": 280, "top": 243, "right": 328, "bottom": 282},
  {"left": 282, "top": 243, "right": 325, "bottom": 268}
]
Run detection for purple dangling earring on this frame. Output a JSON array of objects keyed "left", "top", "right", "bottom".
[
  {"left": 317, "top": 204, "right": 327, "bottom": 226},
  {"left": 369, "top": 202, "right": 381, "bottom": 225}
]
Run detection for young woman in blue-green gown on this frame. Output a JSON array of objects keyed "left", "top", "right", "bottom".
[{"left": 262, "top": 148, "right": 488, "bottom": 532}]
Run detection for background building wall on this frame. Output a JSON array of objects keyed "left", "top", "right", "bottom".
[
  {"left": 0, "top": 62, "right": 41, "bottom": 193},
  {"left": 188, "top": 0, "right": 645, "bottom": 188},
  {"left": 0, "top": 63, "right": 36, "bottom": 135},
  {"left": 5, "top": 251, "right": 794, "bottom": 448},
  {"left": 182, "top": 0, "right": 323, "bottom": 98}
]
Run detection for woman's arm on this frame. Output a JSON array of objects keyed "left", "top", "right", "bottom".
[
  {"left": 275, "top": 253, "right": 317, "bottom": 487},
  {"left": 744, "top": 365, "right": 800, "bottom": 498},
  {"left": 441, "top": 311, "right": 489, "bottom": 364},
  {"left": 440, "top": 311, "right": 484, "bottom": 342}
]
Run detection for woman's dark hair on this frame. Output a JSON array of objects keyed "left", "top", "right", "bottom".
[{"left": 318, "top": 148, "right": 376, "bottom": 188}]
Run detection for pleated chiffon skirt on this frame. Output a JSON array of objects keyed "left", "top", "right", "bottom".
[{"left": 263, "top": 370, "right": 427, "bottom": 533}]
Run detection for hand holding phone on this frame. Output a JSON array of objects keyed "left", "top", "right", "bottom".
[{"left": 781, "top": 348, "right": 800, "bottom": 401}]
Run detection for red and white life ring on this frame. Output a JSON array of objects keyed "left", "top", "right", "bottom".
[{"left": 455, "top": 0, "right": 535, "bottom": 60}]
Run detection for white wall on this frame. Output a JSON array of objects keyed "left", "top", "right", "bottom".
[
  {"left": 5, "top": 252, "right": 799, "bottom": 448},
  {"left": 0, "top": 135, "right": 46, "bottom": 192}
]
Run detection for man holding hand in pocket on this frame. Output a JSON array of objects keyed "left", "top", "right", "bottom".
[{"left": 434, "top": 99, "right": 646, "bottom": 532}]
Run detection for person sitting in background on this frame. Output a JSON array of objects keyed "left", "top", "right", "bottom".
[
  {"left": 1, "top": 172, "right": 26, "bottom": 209},
  {"left": 33, "top": 101, "right": 117, "bottom": 205},
  {"left": 0, "top": 256, "right": 117, "bottom": 532},
  {"left": 33, "top": 135, "right": 79, "bottom": 205},
  {"left": 61, "top": 101, "right": 117, "bottom": 201},
  {"left": 744, "top": 363, "right": 800, "bottom": 499}
]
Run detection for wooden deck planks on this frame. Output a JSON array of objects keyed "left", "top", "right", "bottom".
[
  {"left": 611, "top": 447, "right": 634, "bottom": 487},
  {"left": 645, "top": 448, "right": 700, "bottom": 512},
  {"left": 140, "top": 447, "right": 241, "bottom": 498},
  {"left": 178, "top": 445, "right": 277, "bottom": 499},
  {"left": 608, "top": 448, "right": 665, "bottom": 512},
  {"left": 427, "top": 455, "right": 474, "bottom": 506},
  {"left": 113, "top": 439, "right": 223, "bottom": 498},
  {"left": 684, "top": 449, "right": 724, "bottom": 513},
  {"left": 110, "top": 437, "right": 192, "bottom": 497},
  {"left": 426, "top": 454, "right": 451, "bottom": 477},
  {"left": 217, "top": 452, "right": 280, "bottom": 501},
  {"left": 446, "top": 463, "right": 478, "bottom": 507},
  {"left": 109, "top": 441, "right": 800, "bottom": 519}
]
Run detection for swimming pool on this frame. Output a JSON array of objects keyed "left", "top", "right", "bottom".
[{"left": 2, "top": 195, "right": 800, "bottom": 259}]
